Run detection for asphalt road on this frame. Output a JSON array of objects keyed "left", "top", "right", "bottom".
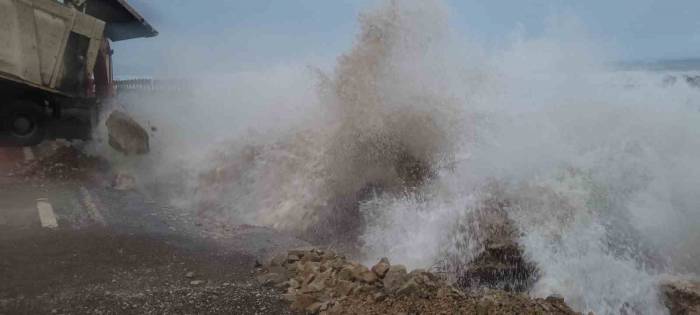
[{"left": 0, "top": 145, "right": 299, "bottom": 315}]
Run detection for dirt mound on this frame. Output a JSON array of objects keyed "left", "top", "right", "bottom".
[
  {"left": 256, "top": 248, "right": 580, "bottom": 314},
  {"left": 11, "top": 144, "right": 108, "bottom": 181}
]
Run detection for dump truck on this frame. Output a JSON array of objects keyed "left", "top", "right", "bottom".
[{"left": 0, "top": 0, "right": 156, "bottom": 148}]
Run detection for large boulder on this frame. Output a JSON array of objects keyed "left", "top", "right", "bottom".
[
  {"left": 371, "top": 257, "right": 391, "bottom": 278},
  {"left": 106, "top": 110, "right": 149, "bottom": 155},
  {"left": 450, "top": 196, "right": 538, "bottom": 292}
]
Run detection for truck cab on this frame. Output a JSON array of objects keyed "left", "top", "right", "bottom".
[{"left": 0, "top": 0, "right": 156, "bottom": 145}]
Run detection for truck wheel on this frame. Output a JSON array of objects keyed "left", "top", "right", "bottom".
[{"left": 3, "top": 100, "right": 46, "bottom": 146}]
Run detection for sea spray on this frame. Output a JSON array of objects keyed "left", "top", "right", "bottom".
[
  {"left": 118, "top": 1, "right": 700, "bottom": 314},
  {"left": 185, "top": 0, "right": 467, "bottom": 239}
]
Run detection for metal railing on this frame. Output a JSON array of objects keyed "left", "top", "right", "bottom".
[{"left": 115, "top": 78, "right": 192, "bottom": 93}]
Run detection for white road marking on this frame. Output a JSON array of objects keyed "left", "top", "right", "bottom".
[
  {"left": 80, "top": 187, "right": 106, "bottom": 225},
  {"left": 22, "top": 147, "right": 35, "bottom": 161},
  {"left": 36, "top": 198, "right": 58, "bottom": 228}
]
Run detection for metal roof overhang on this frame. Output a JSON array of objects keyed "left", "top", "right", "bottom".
[{"left": 86, "top": 0, "right": 158, "bottom": 41}]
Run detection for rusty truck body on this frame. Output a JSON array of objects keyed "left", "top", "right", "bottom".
[{"left": 0, "top": 0, "right": 156, "bottom": 145}]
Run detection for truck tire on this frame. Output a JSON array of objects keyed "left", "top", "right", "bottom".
[{"left": 2, "top": 100, "right": 47, "bottom": 146}]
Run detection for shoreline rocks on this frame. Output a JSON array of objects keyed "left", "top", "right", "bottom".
[
  {"left": 256, "top": 248, "right": 581, "bottom": 314},
  {"left": 661, "top": 279, "right": 700, "bottom": 315}
]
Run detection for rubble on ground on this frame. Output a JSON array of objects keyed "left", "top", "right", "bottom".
[
  {"left": 661, "top": 279, "right": 700, "bottom": 315},
  {"left": 256, "top": 248, "right": 581, "bottom": 314},
  {"left": 112, "top": 171, "right": 137, "bottom": 190},
  {"left": 10, "top": 143, "right": 107, "bottom": 181}
]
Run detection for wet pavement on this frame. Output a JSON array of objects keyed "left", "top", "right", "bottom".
[{"left": 0, "top": 144, "right": 298, "bottom": 314}]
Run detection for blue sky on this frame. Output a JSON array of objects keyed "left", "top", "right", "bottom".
[{"left": 113, "top": 0, "right": 700, "bottom": 76}]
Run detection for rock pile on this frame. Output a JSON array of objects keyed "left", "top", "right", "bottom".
[{"left": 256, "top": 248, "right": 581, "bottom": 314}]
